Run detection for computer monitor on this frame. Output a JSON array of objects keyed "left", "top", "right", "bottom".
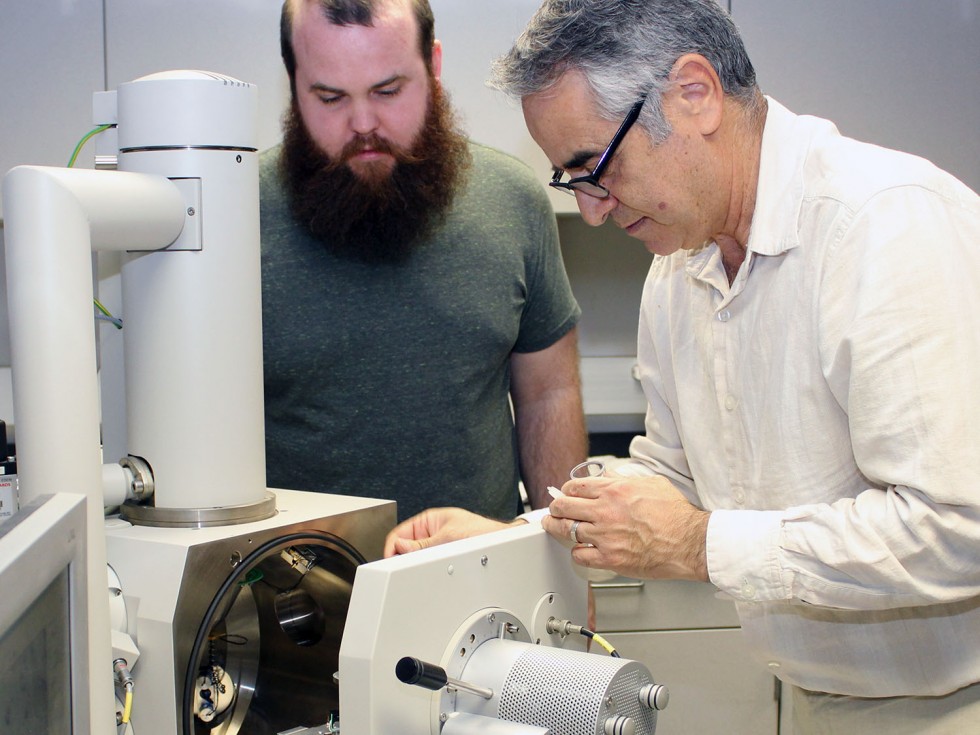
[{"left": 0, "top": 493, "right": 91, "bottom": 734}]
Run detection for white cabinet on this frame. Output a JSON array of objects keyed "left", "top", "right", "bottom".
[
  {"left": 594, "top": 579, "right": 780, "bottom": 734},
  {"left": 559, "top": 216, "right": 652, "bottom": 431}
]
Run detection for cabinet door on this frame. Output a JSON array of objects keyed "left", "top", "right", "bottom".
[
  {"left": 594, "top": 579, "right": 741, "bottom": 633},
  {"left": 595, "top": 580, "right": 777, "bottom": 733},
  {"left": 605, "top": 628, "right": 780, "bottom": 735}
]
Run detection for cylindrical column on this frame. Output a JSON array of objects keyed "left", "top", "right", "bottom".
[{"left": 116, "top": 71, "right": 265, "bottom": 510}]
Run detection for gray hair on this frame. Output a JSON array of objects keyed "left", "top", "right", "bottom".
[{"left": 489, "top": 0, "right": 761, "bottom": 142}]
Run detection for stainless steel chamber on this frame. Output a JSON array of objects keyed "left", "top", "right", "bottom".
[{"left": 106, "top": 488, "right": 394, "bottom": 735}]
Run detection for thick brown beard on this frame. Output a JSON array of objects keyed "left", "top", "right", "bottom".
[{"left": 279, "top": 82, "right": 471, "bottom": 264}]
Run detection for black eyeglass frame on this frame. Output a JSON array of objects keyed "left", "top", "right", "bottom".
[{"left": 549, "top": 94, "right": 648, "bottom": 199}]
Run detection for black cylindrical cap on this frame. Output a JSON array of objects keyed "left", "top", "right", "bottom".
[{"left": 395, "top": 657, "right": 448, "bottom": 691}]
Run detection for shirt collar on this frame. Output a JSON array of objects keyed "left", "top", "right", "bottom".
[{"left": 745, "top": 97, "right": 808, "bottom": 257}]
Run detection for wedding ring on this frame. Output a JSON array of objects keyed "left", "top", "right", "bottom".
[{"left": 569, "top": 520, "right": 581, "bottom": 545}]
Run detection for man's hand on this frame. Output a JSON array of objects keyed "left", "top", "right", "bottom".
[
  {"left": 383, "top": 507, "right": 524, "bottom": 557},
  {"left": 542, "top": 475, "right": 710, "bottom": 581}
]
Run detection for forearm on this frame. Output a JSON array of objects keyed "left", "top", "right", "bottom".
[
  {"left": 515, "top": 384, "right": 588, "bottom": 508},
  {"left": 510, "top": 329, "right": 588, "bottom": 509}
]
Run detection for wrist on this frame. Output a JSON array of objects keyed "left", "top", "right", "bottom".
[{"left": 687, "top": 510, "right": 711, "bottom": 582}]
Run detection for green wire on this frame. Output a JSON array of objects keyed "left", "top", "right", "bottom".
[
  {"left": 94, "top": 298, "right": 123, "bottom": 329},
  {"left": 69, "top": 124, "right": 124, "bottom": 329},
  {"left": 67, "top": 124, "right": 112, "bottom": 168}
]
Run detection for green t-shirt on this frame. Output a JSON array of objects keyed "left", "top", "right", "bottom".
[{"left": 261, "top": 142, "right": 580, "bottom": 521}]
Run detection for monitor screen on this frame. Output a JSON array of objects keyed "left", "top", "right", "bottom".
[
  {"left": 0, "top": 493, "right": 90, "bottom": 734},
  {"left": 0, "top": 567, "right": 72, "bottom": 731}
]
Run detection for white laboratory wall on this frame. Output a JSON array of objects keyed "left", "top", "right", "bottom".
[
  {"left": 0, "top": 0, "right": 105, "bottom": 188},
  {"left": 732, "top": 0, "right": 979, "bottom": 193},
  {"left": 0, "top": 0, "right": 105, "bottom": 419},
  {"left": 429, "top": 0, "right": 578, "bottom": 213},
  {"left": 102, "top": 0, "right": 288, "bottom": 152},
  {"left": 2, "top": 1, "right": 975, "bottom": 199},
  {"left": 1, "top": 0, "right": 977, "bottom": 430}
]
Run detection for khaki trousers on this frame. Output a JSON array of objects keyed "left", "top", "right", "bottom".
[{"left": 791, "top": 680, "right": 980, "bottom": 735}]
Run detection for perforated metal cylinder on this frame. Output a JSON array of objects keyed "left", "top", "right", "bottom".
[
  {"left": 442, "top": 712, "right": 550, "bottom": 734},
  {"left": 455, "top": 639, "right": 659, "bottom": 735}
]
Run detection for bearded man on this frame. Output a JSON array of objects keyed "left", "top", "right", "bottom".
[{"left": 260, "top": 0, "right": 587, "bottom": 521}]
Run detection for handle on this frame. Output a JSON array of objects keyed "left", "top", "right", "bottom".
[
  {"left": 395, "top": 656, "right": 447, "bottom": 691},
  {"left": 395, "top": 656, "right": 494, "bottom": 700},
  {"left": 590, "top": 578, "right": 646, "bottom": 590}
]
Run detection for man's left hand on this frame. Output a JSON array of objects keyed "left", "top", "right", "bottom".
[
  {"left": 543, "top": 475, "right": 710, "bottom": 582},
  {"left": 383, "top": 507, "right": 523, "bottom": 557}
]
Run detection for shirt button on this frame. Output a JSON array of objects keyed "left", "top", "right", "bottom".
[
  {"left": 717, "top": 309, "right": 731, "bottom": 322},
  {"left": 733, "top": 489, "right": 745, "bottom": 505},
  {"left": 725, "top": 395, "right": 738, "bottom": 411},
  {"left": 741, "top": 583, "right": 756, "bottom": 599}
]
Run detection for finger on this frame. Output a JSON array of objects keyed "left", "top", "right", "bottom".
[
  {"left": 549, "top": 494, "right": 601, "bottom": 524},
  {"left": 385, "top": 535, "right": 411, "bottom": 557},
  {"left": 560, "top": 476, "right": 612, "bottom": 499},
  {"left": 541, "top": 513, "right": 561, "bottom": 536},
  {"left": 570, "top": 543, "right": 604, "bottom": 567},
  {"left": 541, "top": 515, "right": 579, "bottom": 547},
  {"left": 392, "top": 536, "right": 429, "bottom": 555},
  {"left": 548, "top": 515, "right": 580, "bottom": 543}
]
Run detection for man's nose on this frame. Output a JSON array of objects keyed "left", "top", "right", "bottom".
[
  {"left": 349, "top": 100, "right": 380, "bottom": 136},
  {"left": 576, "top": 190, "right": 617, "bottom": 227}
]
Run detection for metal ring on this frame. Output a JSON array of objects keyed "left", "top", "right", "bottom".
[{"left": 570, "top": 520, "right": 581, "bottom": 545}]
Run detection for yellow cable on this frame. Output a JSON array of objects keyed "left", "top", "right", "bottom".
[
  {"left": 122, "top": 687, "right": 133, "bottom": 724},
  {"left": 590, "top": 632, "right": 618, "bottom": 657}
]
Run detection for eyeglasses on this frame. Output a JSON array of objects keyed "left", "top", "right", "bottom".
[{"left": 549, "top": 95, "right": 647, "bottom": 199}]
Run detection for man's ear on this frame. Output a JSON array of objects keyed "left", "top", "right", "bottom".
[
  {"left": 430, "top": 38, "right": 443, "bottom": 80},
  {"left": 668, "top": 53, "right": 724, "bottom": 136}
]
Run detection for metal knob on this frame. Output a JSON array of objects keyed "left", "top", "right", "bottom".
[
  {"left": 639, "top": 682, "right": 670, "bottom": 711},
  {"left": 603, "top": 715, "right": 636, "bottom": 735}
]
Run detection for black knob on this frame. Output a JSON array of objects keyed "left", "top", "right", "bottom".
[{"left": 395, "top": 657, "right": 449, "bottom": 691}]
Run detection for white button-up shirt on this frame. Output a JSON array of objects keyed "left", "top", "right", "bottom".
[{"left": 627, "top": 98, "right": 980, "bottom": 697}]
